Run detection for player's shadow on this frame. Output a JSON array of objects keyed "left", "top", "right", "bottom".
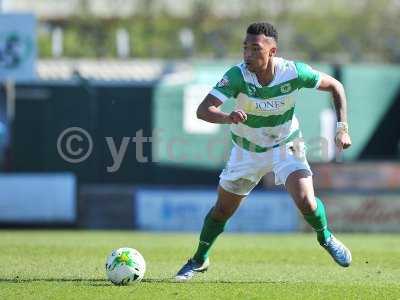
[
  {"left": 0, "top": 278, "right": 288, "bottom": 285},
  {"left": 0, "top": 278, "right": 111, "bottom": 287}
]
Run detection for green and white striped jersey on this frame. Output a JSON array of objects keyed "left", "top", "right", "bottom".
[{"left": 210, "top": 57, "right": 321, "bottom": 152}]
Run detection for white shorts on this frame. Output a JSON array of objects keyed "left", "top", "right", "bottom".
[{"left": 219, "top": 141, "right": 312, "bottom": 196}]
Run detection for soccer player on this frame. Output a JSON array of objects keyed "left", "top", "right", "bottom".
[{"left": 176, "top": 22, "right": 352, "bottom": 281}]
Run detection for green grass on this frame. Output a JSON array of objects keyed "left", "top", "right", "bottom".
[{"left": 0, "top": 231, "right": 399, "bottom": 299}]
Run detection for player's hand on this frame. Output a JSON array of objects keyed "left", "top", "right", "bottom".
[
  {"left": 335, "top": 130, "right": 352, "bottom": 150},
  {"left": 229, "top": 110, "right": 247, "bottom": 124}
]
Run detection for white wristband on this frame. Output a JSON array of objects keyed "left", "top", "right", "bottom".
[{"left": 336, "top": 122, "right": 349, "bottom": 133}]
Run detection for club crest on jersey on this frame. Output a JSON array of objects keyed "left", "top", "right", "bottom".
[
  {"left": 217, "top": 76, "right": 229, "bottom": 88},
  {"left": 280, "top": 83, "right": 292, "bottom": 93},
  {"left": 248, "top": 85, "right": 256, "bottom": 96}
]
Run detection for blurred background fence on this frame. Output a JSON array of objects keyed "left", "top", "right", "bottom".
[{"left": 0, "top": 0, "right": 400, "bottom": 232}]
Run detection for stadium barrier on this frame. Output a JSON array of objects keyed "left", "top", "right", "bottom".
[
  {"left": 301, "top": 191, "right": 400, "bottom": 233},
  {"left": 1, "top": 178, "right": 399, "bottom": 232},
  {"left": 0, "top": 173, "right": 76, "bottom": 226},
  {"left": 133, "top": 187, "right": 299, "bottom": 232},
  {"left": 78, "top": 184, "right": 135, "bottom": 229},
  {"left": 264, "top": 163, "right": 400, "bottom": 232},
  {"left": 79, "top": 184, "right": 400, "bottom": 233}
]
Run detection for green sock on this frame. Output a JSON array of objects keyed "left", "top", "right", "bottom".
[
  {"left": 193, "top": 208, "right": 226, "bottom": 263},
  {"left": 303, "top": 197, "right": 332, "bottom": 244}
]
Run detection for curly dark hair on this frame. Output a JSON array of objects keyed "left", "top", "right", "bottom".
[{"left": 246, "top": 22, "right": 278, "bottom": 42}]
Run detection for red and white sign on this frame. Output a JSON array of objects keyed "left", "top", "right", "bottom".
[{"left": 300, "top": 193, "right": 400, "bottom": 232}]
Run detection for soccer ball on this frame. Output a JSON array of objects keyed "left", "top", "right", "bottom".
[{"left": 105, "top": 247, "right": 146, "bottom": 285}]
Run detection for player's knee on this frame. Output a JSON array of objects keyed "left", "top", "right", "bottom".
[{"left": 296, "top": 194, "right": 316, "bottom": 214}]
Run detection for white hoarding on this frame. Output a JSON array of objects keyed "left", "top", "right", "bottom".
[
  {"left": 135, "top": 188, "right": 299, "bottom": 232},
  {"left": 0, "top": 173, "right": 76, "bottom": 223}
]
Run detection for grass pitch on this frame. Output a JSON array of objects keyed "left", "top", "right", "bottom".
[{"left": 0, "top": 230, "right": 399, "bottom": 299}]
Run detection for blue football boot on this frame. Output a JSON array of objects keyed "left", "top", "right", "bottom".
[
  {"left": 320, "top": 235, "right": 352, "bottom": 267},
  {"left": 175, "top": 258, "right": 210, "bottom": 281}
]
